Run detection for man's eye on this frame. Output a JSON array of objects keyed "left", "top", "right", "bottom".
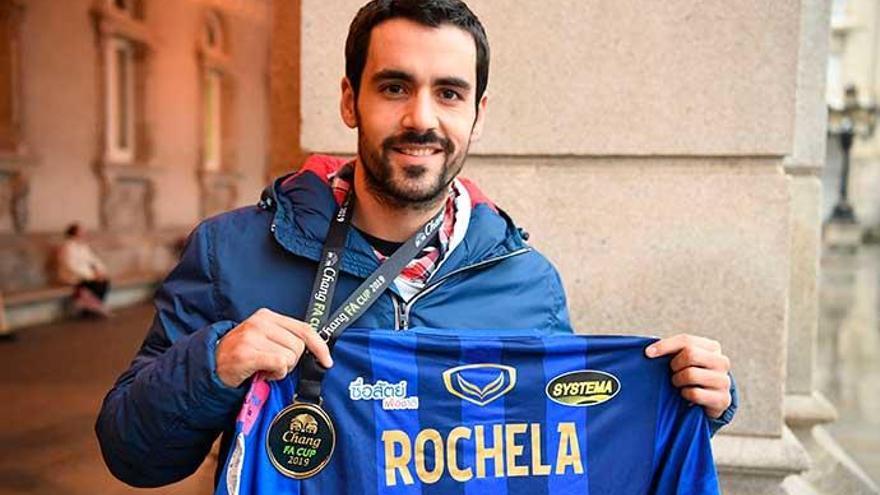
[
  {"left": 439, "top": 89, "right": 462, "bottom": 101},
  {"left": 382, "top": 84, "right": 406, "bottom": 96}
]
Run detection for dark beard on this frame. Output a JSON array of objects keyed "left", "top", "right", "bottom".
[{"left": 358, "top": 129, "right": 468, "bottom": 211}]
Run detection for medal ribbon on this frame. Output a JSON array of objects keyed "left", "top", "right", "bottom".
[{"left": 295, "top": 188, "right": 445, "bottom": 404}]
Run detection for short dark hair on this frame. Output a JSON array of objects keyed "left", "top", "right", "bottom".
[
  {"left": 345, "top": 0, "right": 490, "bottom": 110},
  {"left": 65, "top": 223, "right": 80, "bottom": 238}
]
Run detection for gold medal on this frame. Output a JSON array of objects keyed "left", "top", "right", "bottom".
[{"left": 266, "top": 401, "right": 336, "bottom": 479}]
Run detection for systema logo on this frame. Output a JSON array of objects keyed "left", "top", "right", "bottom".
[{"left": 545, "top": 370, "right": 620, "bottom": 407}]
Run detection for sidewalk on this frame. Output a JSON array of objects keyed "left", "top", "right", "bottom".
[
  {"left": 818, "top": 244, "right": 880, "bottom": 484},
  {"left": 0, "top": 304, "right": 215, "bottom": 495}
]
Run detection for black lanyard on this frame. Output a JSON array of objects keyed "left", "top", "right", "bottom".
[{"left": 295, "top": 189, "right": 446, "bottom": 404}]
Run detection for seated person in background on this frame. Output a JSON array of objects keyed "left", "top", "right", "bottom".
[{"left": 57, "top": 223, "right": 111, "bottom": 317}]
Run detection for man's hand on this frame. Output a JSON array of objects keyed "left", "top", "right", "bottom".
[
  {"left": 215, "top": 308, "right": 333, "bottom": 388},
  {"left": 645, "top": 334, "right": 732, "bottom": 419}
]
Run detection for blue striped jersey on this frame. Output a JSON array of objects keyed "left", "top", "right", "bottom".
[{"left": 216, "top": 328, "right": 720, "bottom": 495}]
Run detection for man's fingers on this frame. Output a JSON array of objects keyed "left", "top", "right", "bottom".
[
  {"left": 670, "top": 346, "right": 730, "bottom": 373},
  {"left": 254, "top": 348, "right": 299, "bottom": 381},
  {"left": 671, "top": 366, "right": 731, "bottom": 391},
  {"left": 216, "top": 309, "right": 323, "bottom": 388},
  {"left": 262, "top": 323, "right": 307, "bottom": 359},
  {"left": 298, "top": 328, "right": 334, "bottom": 369},
  {"left": 680, "top": 387, "right": 731, "bottom": 419},
  {"left": 262, "top": 310, "right": 334, "bottom": 369},
  {"left": 645, "top": 334, "right": 722, "bottom": 358}
]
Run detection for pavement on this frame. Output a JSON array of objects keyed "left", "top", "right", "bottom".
[
  {"left": 817, "top": 244, "right": 880, "bottom": 484},
  {"left": 0, "top": 304, "right": 214, "bottom": 495}
]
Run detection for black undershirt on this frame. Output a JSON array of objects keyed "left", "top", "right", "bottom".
[{"left": 355, "top": 227, "right": 405, "bottom": 257}]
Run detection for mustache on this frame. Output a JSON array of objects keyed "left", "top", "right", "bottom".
[{"left": 382, "top": 131, "right": 454, "bottom": 154}]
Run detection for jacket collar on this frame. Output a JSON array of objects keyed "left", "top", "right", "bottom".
[{"left": 260, "top": 155, "right": 529, "bottom": 280}]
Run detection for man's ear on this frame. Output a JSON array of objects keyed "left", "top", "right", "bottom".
[
  {"left": 340, "top": 77, "right": 358, "bottom": 129},
  {"left": 470, "top": 93, "right": 489, "bottom": 142}
]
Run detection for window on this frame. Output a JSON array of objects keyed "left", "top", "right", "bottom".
[
  {"left": 105, "top": 37, "right": 135, "bottom": 163},
  {"left": 197, "top": 9, "right": 239, "bottom": 217},
  {"left": 0, "top": 0, "right": 27, "bottom": 234},
  {"left": 204, "top": 10, "right": 224, "bottom": 50},
  {"left": 831, "top": 0, "right": 849, "bottom": 27},
  {"left": 95, "top": 0, "right": 150, "bottom": 165},
  {"left": 203, "top": 69, "right": 222, "bottom": 171},
  {"left": 110, "top": 0, "right": 143, "bottom": 21},
  {"left": 92, "top": 0, "right": 155, "bottom": 230},
  {"left": 0, "top": 0, "right": 23, "bottom": 153},
  {"left": 199, "top": 10, "right": 231, "bottom": 172},
  {"left": 827, "top": 53, "right": 843, "bottom": 109}
]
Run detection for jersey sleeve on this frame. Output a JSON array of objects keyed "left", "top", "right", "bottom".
[{"left": 650, "top": 372, "right": 721, "bottom": 495}]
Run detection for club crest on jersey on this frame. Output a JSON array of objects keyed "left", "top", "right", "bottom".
[
  {"left": 545, "top": 370, "right": 621, "bottom": 407},
  {"left": 442, "top": 364, "right": 516, "bottom": 406}
]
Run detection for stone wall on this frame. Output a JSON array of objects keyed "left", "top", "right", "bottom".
[
  {"left": 0, "top": 228, "right": 185, "bottom": 293},
  {"left": 298, "top": 0, "right": 814, "bottom": 492}
]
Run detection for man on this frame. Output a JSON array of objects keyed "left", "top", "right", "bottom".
[
  {"left": 58, "top": 223, "right": 111, "bottom": 317},
  {"left": 96, "top": 0, "right": 736, "bottom": 488}
]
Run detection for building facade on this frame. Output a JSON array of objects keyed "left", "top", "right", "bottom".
[
  {"left": 0, "top": 0, "right": 270, "bottom": 325},
  {"left": 826, "top": 0, "right": 880, "bottom": 238}
]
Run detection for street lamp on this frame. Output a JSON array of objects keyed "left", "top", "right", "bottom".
[{"left": 827, "top": 85, "right": 878, "bottom": 223}]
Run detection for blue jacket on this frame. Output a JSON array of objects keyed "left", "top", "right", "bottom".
[{"left": 95, "top": 155, "right": 736, "bottom": 488}]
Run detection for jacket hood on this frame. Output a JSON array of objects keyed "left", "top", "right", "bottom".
[{"left": 259, "top": 154, "right": 530, "bottom": 280}]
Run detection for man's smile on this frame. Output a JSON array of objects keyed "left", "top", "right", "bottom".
[{"left": 391, "top": 145, "right": 443, "bottom": 157}]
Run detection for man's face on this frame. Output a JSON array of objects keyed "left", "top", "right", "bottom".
[{"left": 341, "top": 18, "right": 488, "bottom": 209}]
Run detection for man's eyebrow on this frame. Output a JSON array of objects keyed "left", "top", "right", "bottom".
[
  {"left": 434, "top": 77, "right": 471, "bottom": 92},
  {"left": 371, "top": 69, "right": 416, "bottom": 83}
]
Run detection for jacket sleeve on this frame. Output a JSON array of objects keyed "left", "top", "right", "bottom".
[
  {"left": 95, "top": 221, "right": 247, "bottom": 487},
  {"left": 547, "top": 265, "right": 575, "bottom": 334},
  {"left": 707, "top": 373, "right": 738, "bottom": 436}
]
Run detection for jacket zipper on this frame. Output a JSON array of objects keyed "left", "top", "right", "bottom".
[
  {"left": 391, "top": 295, "right": 405, "bottom": 331},
  {"left": 395, "top": 247, "right": 532, "bottom": 330}
]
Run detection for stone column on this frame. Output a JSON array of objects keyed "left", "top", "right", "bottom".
[
  {"left": 268, "top": 0, "right": 304, "bottom": 180},
  {"left": 299, "top": 1, "right": 814, "bottom": 492}
]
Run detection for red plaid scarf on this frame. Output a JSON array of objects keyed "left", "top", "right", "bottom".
[{"left": 328, "top": 163, "right": 458, "bottom": 285}]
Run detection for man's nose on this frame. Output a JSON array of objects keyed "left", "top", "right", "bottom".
[{"left": 401, "top": 90, "right": 439, "bottom": 132}]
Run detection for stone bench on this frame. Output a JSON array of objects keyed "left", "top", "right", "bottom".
[
  {"left": 0, "top": 271, "right": 164, "bottom": 334},
  {"left": 0, "top": 227, "right": 189, "bottom": 335}
]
